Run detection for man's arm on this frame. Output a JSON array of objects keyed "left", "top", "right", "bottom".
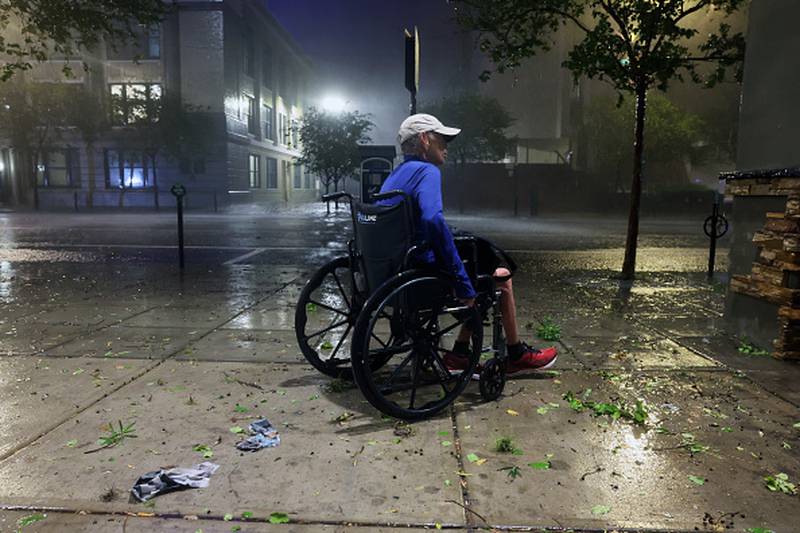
[{"left": 416, "top": 168, "right": 477, "bottom": 299}]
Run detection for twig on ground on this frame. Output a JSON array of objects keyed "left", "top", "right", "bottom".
[{"left": 445, "top": 499, "right": 490, "bottom": 527}]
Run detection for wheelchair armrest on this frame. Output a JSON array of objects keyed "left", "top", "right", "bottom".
[
  {"left": 371, "top": 189, "right": 409, "bottom": 202},
  {"left": 402, "top": 241, "right": 430, "bottom": 269}
]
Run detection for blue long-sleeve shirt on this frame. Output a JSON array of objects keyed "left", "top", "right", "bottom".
[{"left": 376, "top": 156, "right": 476, "bottom": 298}]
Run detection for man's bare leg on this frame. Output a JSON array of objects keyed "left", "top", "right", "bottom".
[{"left": 454, "top": 267, "right": 517, "bottom": 345}]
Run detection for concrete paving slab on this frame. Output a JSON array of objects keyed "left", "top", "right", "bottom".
[
  {"left": 175, "top": 329, "right": 305, "bottom": 364},
  {"left": 455, "top": 369, "right": 800, "bottom": 532},
  {"left": 0, "top": 510, "right": 426, "bottom": 532},
  {"left": 0, "top": 323, "right": 87, "bottom": 356},
  {"left": 11, "top": 304, "right": 147, "bottom": 328},
  {"left": 0, "top": 362, "right": 464, "bottom": 526},
  {"left": 223, "top": 306, "right": 296, "bottom": 331},
  {"left": 0, "top": 357, "right": 151, "bottom": 460},
  {"left": 563, "top": 335, "right": 720, "bottom": 370},
  {"left": 636, "top": 315, "right": 728, "bottom": 338},
  {"left": 42, "top": 326, "right": 206, "bottom": 360},
  {"left": 119, "top": 308, "right": 236, "bottom": 329}
]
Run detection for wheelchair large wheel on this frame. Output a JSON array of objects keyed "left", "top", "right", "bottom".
[
  {"left": 295, "top": 256, "right": 363, "bottom": 378},
  {"left": 351, "top": 270, "right": 483, "bottom": 420}
]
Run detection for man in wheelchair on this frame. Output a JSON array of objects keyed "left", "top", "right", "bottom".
[{"left": 377, "top": 113, "right": 558, "bottom": 375}]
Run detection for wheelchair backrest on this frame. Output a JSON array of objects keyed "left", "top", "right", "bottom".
[{"left": 353, "top": 198, "right": 415, "bottom": 295}]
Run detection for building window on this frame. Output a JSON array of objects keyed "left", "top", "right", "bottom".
[
  {"left": 243, "top": 30, "right": 255, "bottom": 77},
  {"left": 105, "top": 149, "right": 155, "bottom": 189},
  {"left": 279, "top": 113, "right": 288, "bottom": 145},
  {"left": 109, "top": 83, "right": 161, "bottom": 125},
  {"left": 266, "top": 157, "right": 278, "bottom": 189},
  {"left": 263, "top": 105, "right": 273, "bottom": 140},
  {"left": 36, "top": 149, "right": 79, "bottom": 187},
  {"left": 262, "top": 46, "right": 272, "bottom": 88},
  {"left": 248, "top": 154, "right": 261, "bottom": 188},
  {"left": 290, "top": 119, "right": 299, "bottom": 148},
  {"left": 245, "top": 95, "right": 257, "bottom": 135},
  {"left": 304, "top": 170, "right": 312, "bottom": 189},
  {"left": 293, "top": 163, "right": 302, "bottom": 189},
  {"left": 107, "top": 25, "right": 161, "bottom": 60}
]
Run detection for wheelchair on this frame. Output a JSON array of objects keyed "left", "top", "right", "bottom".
[{"left": 294, "top": 190, "right": 515, "bottom": 420}]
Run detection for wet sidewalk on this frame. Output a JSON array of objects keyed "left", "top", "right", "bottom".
[{"left": 0, "top": 248, "right": 799, "bottom": 533}]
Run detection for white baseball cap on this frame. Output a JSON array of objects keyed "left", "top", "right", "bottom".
[{"left": 397, "top": 113, "right": 461, "bottom": 144}]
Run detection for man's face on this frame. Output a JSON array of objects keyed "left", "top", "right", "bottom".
[{"left": 421, "top": 131, "right": 447, "bottom": 166}]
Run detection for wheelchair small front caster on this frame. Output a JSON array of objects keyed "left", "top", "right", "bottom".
[{"left": 479, "top": 358, "right": 506, "bottom": 401}]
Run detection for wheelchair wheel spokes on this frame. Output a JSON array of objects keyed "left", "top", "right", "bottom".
[
  {"left": 352, "top": 272, "right": 482, "bottom": 420},
  {"left": 295, "top": 256, "right": 361, "bottom": 378}
]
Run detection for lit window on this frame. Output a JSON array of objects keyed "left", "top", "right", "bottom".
[
  {"left": 263, "top": 105, "right": 273, "bottom": 140},
  {"left": 248, "top": 154, "right": 261, "bottom": 188},
  {"left": 109, "top": 83, "right": 162, "bottom": 125},
  {"left": 105, "top": 149, "right": 154, "bottom": 189},
  {"left": 35, "top": 149, "right": 79, "bottom": 187}
]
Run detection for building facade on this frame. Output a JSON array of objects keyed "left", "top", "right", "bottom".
[{"left": 0, "top": 0, "right": 316, "bottom": 210}]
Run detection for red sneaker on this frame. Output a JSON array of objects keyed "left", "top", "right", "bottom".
[
  {"left": 442, "top": 350, "right": 481, "bottom": 376},
  {"left": 506, "top": 343, "right": 558, "bottom": 374}
]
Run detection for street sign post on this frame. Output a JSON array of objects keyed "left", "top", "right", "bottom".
[
  {"left": 404, "top": 27, "right": 419, "bottom": 115},
  {"left": 704, "top": 193, "right": 729, "bottom": 279},
  {"left": 171, "top": 183, "right": 187, "bottom": 271}
]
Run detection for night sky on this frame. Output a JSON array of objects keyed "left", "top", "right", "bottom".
[{"left": 267, "top": 0, "right": 482, "bottom": 145}]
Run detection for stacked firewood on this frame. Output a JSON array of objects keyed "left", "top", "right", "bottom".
[{"left": 728, "top": 185, "right": 800, "bottom": 360}]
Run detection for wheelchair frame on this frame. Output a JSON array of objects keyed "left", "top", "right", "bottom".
[{"left": 294, "top": 190, "right": 511, "bottom": 420}]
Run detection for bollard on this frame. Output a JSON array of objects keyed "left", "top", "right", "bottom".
[
  {"left": 704, "top": 193, "right": 729, "bottom": 279},
  {"left": 171, "top": 184, "right": 187, "bottom": 271}
]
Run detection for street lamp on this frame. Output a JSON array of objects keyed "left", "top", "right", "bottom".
[{"left": 320, "top": 94, "right": 348, "bottom": 114}]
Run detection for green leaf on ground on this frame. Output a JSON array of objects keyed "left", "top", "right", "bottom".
[
  {"left": 764, "top": 472, "right": 797, "bottom": 495},
  {"left": 745, "top": 528, "right": 775, "bottom": 533},
  {"left": 441, "top": 440, "right": 452, "bottom": 447},
  {"left": 193, "top": 444, "right": 214, "bottom": 459},
  {"left": 437, "top": 431, "right": 449, "bottom": 436},
  {"left": 529, "top": 461, "right": 551, "bottom": 470},
  {"left": 738, "top": 339, "right": 769, "bottom": 356},
  {"left": 495, "top": 436, "right": 521, "bottom": 454},
  {"left": 222, "top": 513, "right": 233, "bottom": 521},
  {"left": 444, "top": 479, "right": 452, "bottom": 487},
  {"left": 793, "top": 422, "right": 800, "bottom": 429},
  {"left": 782, "top": 441, "right": 792, "bottom": 450},
  {"left": 66, "top": 439, "right": 78, "bottom": 448},
  {"left": 500, "top": 465, "right": 521, "bottom": 480},
  {"left": 721, "top": 426, "right": 734, "bottom": 432},
  {"left": 466, "top": 453, "right": 480, "bottom": 463},
  {"left": 591, "top": 505, "right": 611, "bottom": 516},
  {"left": 306, "top": 302, "right": 317, "bottom": 312},
  {"left": 688, "top": 475, "right": 706, "bottom": 485},
  {"left": 229, "top": 426, "right": 244, "bottom": 434},
  {"left": 320, "top": 340, "right": 333, "bottom": 350},
  {"left": 17, "top": 513, "right": 47, "bottom": 527},
  {"left": 536, "top": 317, "right": 561, "bottom": 341},
  {"left": 234, "top": 403, "right": 249, "bottom": 413},
  {"left": 97, "top": 420, "right": 137, "bottom": 448},
  {"left": 269, "top": 512, "right": 290, "bottom": 524},
  {"left": 241, "top": 511, "right": 253, "bottom": 519}
]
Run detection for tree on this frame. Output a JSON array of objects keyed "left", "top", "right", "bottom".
[
  {"left": 295, "top": 106, "right": 373, "bottom": 213},
  {"left": 422, "top": 92, "right": 514, "bottom": 212},
  {"left": 585, "top": 93, "right": 705, "bottom": 192},
  {"left": 0, "top": 80, "right": 74, "bottom": 207},
  {"left": 453, "top": 0, "right": 747, "bottom": 279},
  {"left": 69, "top": 87, "right": 110, "bottom": 208},
  {"left": 422, "top": 92, "right": 515, "bottom": 165},
  {"left": 0, "top": 0, "right": 168, "bottom": 81}
]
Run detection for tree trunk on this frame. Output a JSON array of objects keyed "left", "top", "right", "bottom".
[
  {"left": 325, "top": 181, "right": 330, "bottom": 215},
  {"left": 621, "top": 82, "right": 648, "bottom": 281}
]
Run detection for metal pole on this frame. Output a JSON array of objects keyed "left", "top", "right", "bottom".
[
  {"left": 707, "top": 196, "right": 719, "bottom": 279},
  {"left": 177, "top": 196, "right": 185, "bottom": 271}
]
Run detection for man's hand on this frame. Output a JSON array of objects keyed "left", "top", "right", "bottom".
[{"left": 459, "top": 297, "right": 475, "bottom": 307}]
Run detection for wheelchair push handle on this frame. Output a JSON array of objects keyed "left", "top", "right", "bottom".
[
  {"left": 370, "top": 189, "right": 409, "bottom": 202},
  {"left": 321, "top": 191, "right": 352, "bottom": 202}
]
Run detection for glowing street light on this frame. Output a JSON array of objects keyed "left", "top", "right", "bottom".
[{"left": 320, "top": 94, "right": 348, "bottom": 114}]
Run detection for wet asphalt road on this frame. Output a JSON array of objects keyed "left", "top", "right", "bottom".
[{"left": 0, "top": 203, "right": 726, "bottom": 270}]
